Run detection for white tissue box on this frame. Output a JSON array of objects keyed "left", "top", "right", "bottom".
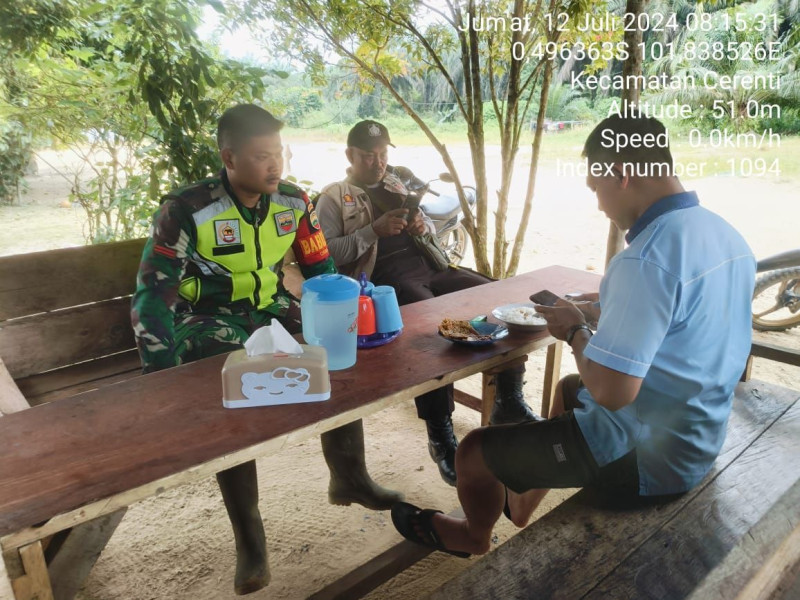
[{"left": 221, "top": 345, "right": 331, "bottom": 409}]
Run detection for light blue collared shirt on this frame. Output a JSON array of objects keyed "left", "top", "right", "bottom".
[{"left": 574, "top": 192, "right": 756, "bottom": 495}]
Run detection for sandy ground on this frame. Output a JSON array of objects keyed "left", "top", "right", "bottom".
[{"left": 2, "top": 142, "right": 799, "bottom": 599}]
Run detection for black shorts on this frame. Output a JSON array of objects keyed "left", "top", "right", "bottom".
[{"left": 481, "top": 374, "right": 640, "bottom": 498}]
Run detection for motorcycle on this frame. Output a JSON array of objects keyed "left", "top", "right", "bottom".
[
  {"left": 752, "top": 249, "right": 800, "bottom": 332},
  {"left": 389, "top": 166, "right": 476, "bottom": 266}
]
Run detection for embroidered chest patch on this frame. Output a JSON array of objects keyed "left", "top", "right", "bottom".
[
  {"left": 214, "top": 219, "right": 241, "bottom": 245},
  {"left": 274, "top": 210, "right": 297, "bottom": 236}
]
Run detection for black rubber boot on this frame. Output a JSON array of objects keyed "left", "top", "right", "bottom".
[
  {"left": 490, "top": 365, "right": 540, "bottom": 425},
  {"left": 426, "top": 415, "right": 458, "bottom": 486},
  {"left": 322, "top": 419, "right": 404, "bottom": 510},
  {"left": 215, "top": 460, "right": 270, "bottom": 595}
]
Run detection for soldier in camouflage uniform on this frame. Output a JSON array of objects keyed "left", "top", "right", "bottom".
[{"left": 131, "top": 104, "right": 402, "bottom": 596}]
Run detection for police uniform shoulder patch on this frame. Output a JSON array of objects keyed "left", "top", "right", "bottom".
[
  {"left": 215, "top": 219, "right": 241, "bottom": 245},
  {"left": 274, "top": 210, "right": 297, "bottom": 236},
  {"left": 308, "top": 208, "right": 320, "bottom": 230}
]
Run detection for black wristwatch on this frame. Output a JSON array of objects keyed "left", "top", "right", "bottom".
[{"left": 566, "top": 324, "right": 593, "bottom": 346}]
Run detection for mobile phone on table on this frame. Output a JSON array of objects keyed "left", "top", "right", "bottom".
[{"left": 529, "top": 289, "right": 561, "bottom": 306}]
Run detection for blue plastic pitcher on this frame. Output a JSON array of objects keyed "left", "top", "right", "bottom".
[{"left": 301, "top": 274, "right": 361, "bottom": 370}]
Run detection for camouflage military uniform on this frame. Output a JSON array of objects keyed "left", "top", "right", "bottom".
[{"left": 131, "top": 171, "right": 336, "bottom": 373}]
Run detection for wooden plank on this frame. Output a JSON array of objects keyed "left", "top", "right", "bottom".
[
  {"left": 691, "top": 502, "right": 800, "bottom": 600},
  {"left": 582, "top": 399, "right": 800, "bottom": 599},
  {"left": 309, "top": 541, "right": 432, "bottom": 600},
  {"left": 0, "top": 239, "right": 144, "bottom": 321},
  {"left": 751, "top": 341, "right": 800, "bottom": 368},
  {"left": 14, "top": 350, "right": 141, "bottom": 407},
  {"left": 0, "top": 267, "right": 601, "bottom": 545},
  {"left": 1, "top": 547, "right": 16, "bottom": 600},
  {"left": 480, "top": 372, "right": 495, "bottom": 426},
  {"left": 688, "top": 482, "right": 800, "bottom": 600},
  {"left": 453, "top": 389, "right": 482, "bottom": 414},
  {"left": 47, "top": 509, "right": 127, "bottom": 600},
  {"left": 541, "top": 340, "right": 563, "bottom": 418},
  {"left": 427, "top": 380, "right": 800, "bottom": 600},
  {"left": 0, "top": 298, "right": 136, "bottom": 379},
  {"left": 11, "top": 542, "right": 53, "bottom": 600},
  {"left": 309, "top": 509, "right": 462, "bottom": 600}
]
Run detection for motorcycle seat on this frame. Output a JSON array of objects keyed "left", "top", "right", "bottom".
[{"left": 421, "top": 191, "right": 473, "bottom": 220}]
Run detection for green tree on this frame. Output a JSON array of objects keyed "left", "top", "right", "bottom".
[
  {"left": 2, "top": 0, "right": 275, "bottom": 242},
  {"left": 238, "top": 0, "right": 604, "bottom": 278}
]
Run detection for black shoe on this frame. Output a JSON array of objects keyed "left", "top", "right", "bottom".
[
  {"left": 489, "top": 366, "right": 540, "bottom": 425},
  {"left": 426, "top": 417, "right": 458, "bottom": 486},
  {"left": 489, "top": 401, "right": 540, "bottom": 426}
]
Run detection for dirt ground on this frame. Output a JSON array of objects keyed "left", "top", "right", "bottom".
[{"left": 2, "top": 143, "right": 799, "bottom": 600}]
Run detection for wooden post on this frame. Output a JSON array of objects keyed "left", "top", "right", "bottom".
[
  {"left": 1, "top": 552, "right": 17, "bottom": 600},
  {"left": 10, "top": 542, "right": 54, "bottom": 600},
  {"left": 541, "top": 341, "right": 563, "bottom": 418}
]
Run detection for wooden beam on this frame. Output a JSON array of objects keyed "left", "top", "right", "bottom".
[
  {"left": 1, "top": 551, "right": 16, "bottom": 600},
  {"left": 47, "top": 510, "right": 126, "bottom": 600},
  {"left": 734, "top": 523, "right": 800, "bottom": 600},
  {"left": 541, "top": 341, "right": 563, "bottom": 418},
  {"left": 308, "top": 509, "right": 464, "bottom": 600},
  {"left": 0, "top": 297, "right": 136, "bottom": 380},
  {"left": 0, "top": 239, "right": 144, "bottom": 321},
  {"left": 750, "top": 341, "right": 800, "bottom": 368},
  {"left": 453, "top": 389, "right": 482, "bottom": 414},
  {"left": 11, "top": 542, "right": 53, "bottom": 600}
]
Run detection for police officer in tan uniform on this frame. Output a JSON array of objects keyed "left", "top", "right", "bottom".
[{"left": 316, "top": 121, "right": 538, "bottom": 486}]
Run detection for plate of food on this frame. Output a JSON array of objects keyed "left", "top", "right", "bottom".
[
  {"left": 438, "top": 317, "right": 508, "bottom": 346},
  {"left": 491, "top": 303, "right": 548, "bottom": 332}
]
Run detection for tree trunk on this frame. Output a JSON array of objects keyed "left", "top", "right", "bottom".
[
  {"left": 509, "top": 59, "right": 553, "bottom": 277},
  {"left": 605, "top": 0, "right": 649, "bottom": 267}
]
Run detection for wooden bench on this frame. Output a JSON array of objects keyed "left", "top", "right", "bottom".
[
  {"left": 426, "top": 379, "right": 800, "bottom": 600},
  {"left": 0, "top": 240, "right": 147, "bottom": 600},
  {"left": 0, "top": 248, "right": 589, "bottom": 599}
]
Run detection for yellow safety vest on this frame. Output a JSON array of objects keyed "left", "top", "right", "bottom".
[{"left": 178, "top": 192, "right": 307, "bottom": 309}]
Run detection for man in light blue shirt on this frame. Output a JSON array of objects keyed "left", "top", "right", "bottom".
[{"left": 391, "top": 113, "right": 756, "bottom": 557}]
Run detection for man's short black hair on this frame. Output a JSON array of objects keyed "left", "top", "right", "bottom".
[
  {"left": 217, "top": 104, "right": 283, "bottom": 150},
  {"left": 582, "top": 112, "right": 674, "bottom": 173}
]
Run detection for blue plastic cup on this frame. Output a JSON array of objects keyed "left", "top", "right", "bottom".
[{"left": 372, "top": 286, "right": 404, "bottom": 333}]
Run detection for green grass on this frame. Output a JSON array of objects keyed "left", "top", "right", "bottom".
[{"left": 286, "top": 115, "right": 800, "bottom": 182}]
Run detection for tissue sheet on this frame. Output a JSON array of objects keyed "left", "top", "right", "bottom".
[{"left": 244, "top": 322, "right": 303, "bottom": 356}]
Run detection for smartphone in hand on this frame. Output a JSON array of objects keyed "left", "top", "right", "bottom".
[{"left": 529, "top": 289, "right": 561, "bottom": 306}]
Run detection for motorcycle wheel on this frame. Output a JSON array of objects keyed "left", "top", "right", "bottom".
[
  {"left": 752, "top": 267, "right": 800, "bottom": 331},
  {"left": 440, "top": 223, "right": 468, "bottom": 266}
]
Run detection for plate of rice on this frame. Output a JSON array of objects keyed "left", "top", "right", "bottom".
[{"left": 491, "top": 303, "right": 548, "bottom": 332}]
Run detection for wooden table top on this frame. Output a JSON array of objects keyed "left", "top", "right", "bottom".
[{"left": 0, "top": 266, "right": 600, "bottom": 542}]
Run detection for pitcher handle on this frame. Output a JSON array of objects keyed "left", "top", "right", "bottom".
[{"left": 301, "top": 292, "right": 320, "bottom": 345}]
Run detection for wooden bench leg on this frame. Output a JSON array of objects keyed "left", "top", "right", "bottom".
[
  {"left": 47, "top": 508, "right": 127, "bottom": 600},
  {"left": 8, "top": 541, "right": 54, "bottom": 600},
  {"left": 1, "top": 550, "right": 17, "bottom": 600},
  {"left": 541, "top": 341, "right": 563, "bottom": 419},
  {"left": 480, "top": 356, "right": 529, "bottom": 426},
  {"left": 741, "top": 355, "right": 754, "bottom": 382}
]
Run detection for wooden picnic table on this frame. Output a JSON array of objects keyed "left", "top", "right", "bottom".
[{"left": 0, "top": 265, "right": 600, "bottom": 598}]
